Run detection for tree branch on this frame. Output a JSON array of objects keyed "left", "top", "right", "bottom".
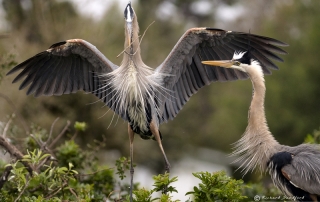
[
  {"left": 0, "top": 135, "right": 33, "bottom": 176},
  {"left": 46, "top": 117, "right": 60, "bottom": 147},
  {"left": 49, "top": 120, "right": 70, "bottom": 149}
]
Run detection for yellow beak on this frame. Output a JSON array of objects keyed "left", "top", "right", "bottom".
[
  {"left": 201, "top": 60, "right": 234, "bottom": 68},
  {"left": 126, "top": 23, "right": 132, "bottom": 48}
]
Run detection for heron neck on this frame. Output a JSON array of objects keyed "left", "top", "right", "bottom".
[
  {"left": 232, "top": 62, "right": 280, "bottom": 174},
  {"left": 247, "top": 67, "right": 268, "bottom": 131},
  {"left": 246, "top": 63, "right": 280, "bottom": 167},
  {"left": 123, "top": 15, "right": 145, "bottom": 67}
]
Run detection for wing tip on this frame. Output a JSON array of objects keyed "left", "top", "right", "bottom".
[{"left": 6, "top": 63, "right": 25, "bottom": 76}]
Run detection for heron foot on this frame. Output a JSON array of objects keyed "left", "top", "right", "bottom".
[{"left": 165, "top": 164, "right": 171, "bottom": 173}]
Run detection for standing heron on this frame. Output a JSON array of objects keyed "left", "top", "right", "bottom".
[
  {"left": 7, "top": 2, "right": 287, "bottom": 200},
  {"left": 202, "top": 52, "right": 320, "bottom": 201}
]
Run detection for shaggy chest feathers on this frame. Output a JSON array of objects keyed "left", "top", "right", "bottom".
[{"left": 107, "top": 60, "right": 161, "bottom": 138}]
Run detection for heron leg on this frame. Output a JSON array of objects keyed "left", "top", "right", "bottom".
[
  {"left": 150, "top": 120, "right": 170, "bottom": 173},
  {"left": 128, "top": 124, "right": 135, "bottom": 202},
  {"left": 150, "top": 120, "right": 171, "bottom": 193}
]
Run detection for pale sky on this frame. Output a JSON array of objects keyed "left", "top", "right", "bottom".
[{"left": 66, "top": 0, "right": 135, "bottom": 20}]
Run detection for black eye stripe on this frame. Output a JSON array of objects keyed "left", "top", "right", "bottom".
[
  {"left": 124, "top": 4, "right": 134, "bottom": 20},
  {"left": 237, "top": 52, "right": 251, "bottom": 65}
]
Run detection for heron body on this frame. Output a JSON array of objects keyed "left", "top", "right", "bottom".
[
  {"left": 202, "top": 52, "right": 320, "bottom": 201},
  {"left": 7, "top": 2, "right": 288, "bottom": 200}
]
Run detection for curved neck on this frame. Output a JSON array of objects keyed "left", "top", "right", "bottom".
[
  {"left": 233, "top": 61, "right": 280, "bottom": 174},
  {"left": 247, "top": 64, "right": 268, "bottom": 131}
]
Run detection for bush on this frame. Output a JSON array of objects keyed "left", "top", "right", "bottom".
[{"left": 1, "top": 119, "right": 312, "bottom": 201}]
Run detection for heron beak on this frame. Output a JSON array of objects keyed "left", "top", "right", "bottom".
[
  {"left": 126, "top": 23, "right": 132, "bottom": 47},
  {"left": 202, "top": 60, "right": 234, "bottom": 68}
]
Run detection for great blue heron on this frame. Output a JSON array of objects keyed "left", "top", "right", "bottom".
[
  {"left": 202, "top": 52, "right": 320, "bottom": 201},
  {"left": 7, "top": 2, "right": 287, "bottom": 199}
]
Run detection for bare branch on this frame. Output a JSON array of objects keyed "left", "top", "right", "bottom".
[
  {"left": 46, "top": 117, "right": 60, "bottom": 146},
  {"left": 2, "top": 118, "right": 12, "bottom": 138},
  {"left": 0, "top": 93, "right": 29, "bottom": 133},
  {"left": 49, "top": 120, "right": 71, "bottom": 149},
  {"left": 0, "top": 135, "right": 33, "bottom": 175},
  {"left": 71, "top": 130, "right": 78, "bottom": 141},
  {"left": 68, "top": 187, "right": 79, "bottom": 200}
]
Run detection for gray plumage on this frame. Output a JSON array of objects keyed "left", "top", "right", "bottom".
[
  {"left": 202, "top": 52, "right": 320, "bottom": 201},
  {"left": 7, "top": 2, "right": 288, "bottom": 201}
]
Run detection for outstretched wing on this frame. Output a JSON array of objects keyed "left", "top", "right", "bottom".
[
  {"left": 155, "top": 28, "right": 288, "bottom": 123},
  {"left": 282, "top": 147, "right": 320, "bottom": 194},
  {"left": 7, "top": 39, "right": 125, "bottom": 119}
]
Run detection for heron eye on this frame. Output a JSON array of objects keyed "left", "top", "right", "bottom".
[{"left": 234, "top": 61, "right": 241, "bottom": 66}]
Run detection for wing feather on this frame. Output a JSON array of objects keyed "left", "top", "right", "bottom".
[
  {"left": 283, "top": 145, "right": 320, "bottom": 194},
  {"left": 7, "top": 39, "right": 125, "bottom": 119},
  {"left": 155, "top": 28, "right": 287, "bottom": 123}
]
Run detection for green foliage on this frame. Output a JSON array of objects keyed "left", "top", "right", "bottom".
[
  {"left": 131, "top": 188, "right": 156, "bottom": 202},
  {"left": 56, "top": 140, "right": 85, "bottom": 169},
  {"left": 1, "top": 119, "right": 318, "bottom": 201},
  {"left": 3, "top": 150, "right": 80, "bottom": 201},
  {"left": 115, "top": 156, "right": 131, "bottom": 180},
  {"left": 0, "top": 53, "right": 17, "bottom": 84},
  {"left": 74, "top": 121, "right": 87, "bottom": 132},
  {"left": 152, "top": 173, "right": 178, "bottom": 194},
  {"left": 304, "top": 128, "right": 320, "bottom": 144},
  {"left": 242, "top": 182, "right": 284, "bottom": 202},
  {"left": 126, "top": 173, "right": 180, "bottom": 202},
  {"left": 186, "top": 171, "right": 247, "bottom": 202}
]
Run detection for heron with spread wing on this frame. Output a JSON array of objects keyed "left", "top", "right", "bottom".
[
  {"left": 7, "top": 2, "right": 287, "bottom": 200},
  {"left": 202, "top": 52, "right": 320, "bottom": 201}
]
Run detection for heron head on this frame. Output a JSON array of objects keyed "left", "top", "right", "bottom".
[
  {"left": 124, "top": 2, "right": 135, "bottom": 46},
  {"left": 201, "top": 51, "right": 254, "bottom": 72}
]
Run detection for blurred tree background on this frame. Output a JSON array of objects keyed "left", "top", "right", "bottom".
[{"left": 0, "top": 0, "right": 319, "bottom": 185}]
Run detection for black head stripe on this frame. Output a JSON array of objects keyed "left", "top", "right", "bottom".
[
  {"left": 124, "top": 2, "right": 134, "bottom": 21},
  {"left": 237, "top": 51, "right": 251, "bottom": 65}
]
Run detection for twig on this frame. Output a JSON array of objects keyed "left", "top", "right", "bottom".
[
  {"left": 2, "top": 118, "right": 12, "bottom": 138},
  {"left": 46, "top": 117, "right": 60, "bottom": 146},
  {"left": 71, "top": 130, "right": 78, "bottom": 141},
  {"left": 44, "top": 187, "right": 62, "bottom": 199},
  {"left": 35, "top": 156, "right": 54, "bottom": 172},
  {"left": 14, "top": 178, "right": 30, "bottom": 202},
  {"left": 116, "top": 35, "right": 141, "bottom": 58},
  {"left": 132, "top": 20, "right": 155, "bottom": 56},
  {"left": 44, "top": 181, "right": 67, "bottom": 199},
  {"left": 116, "top": 21, "right": 155, "bottom": 58},
  {"left": 0, "top": 93, "right": 29, "bottom": 133},
  {"left": 49, "top": 120, "right": 70, "bottom": 149},
  {"left": 68, "top": 187, "right": 79, "bottom": 200}
]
